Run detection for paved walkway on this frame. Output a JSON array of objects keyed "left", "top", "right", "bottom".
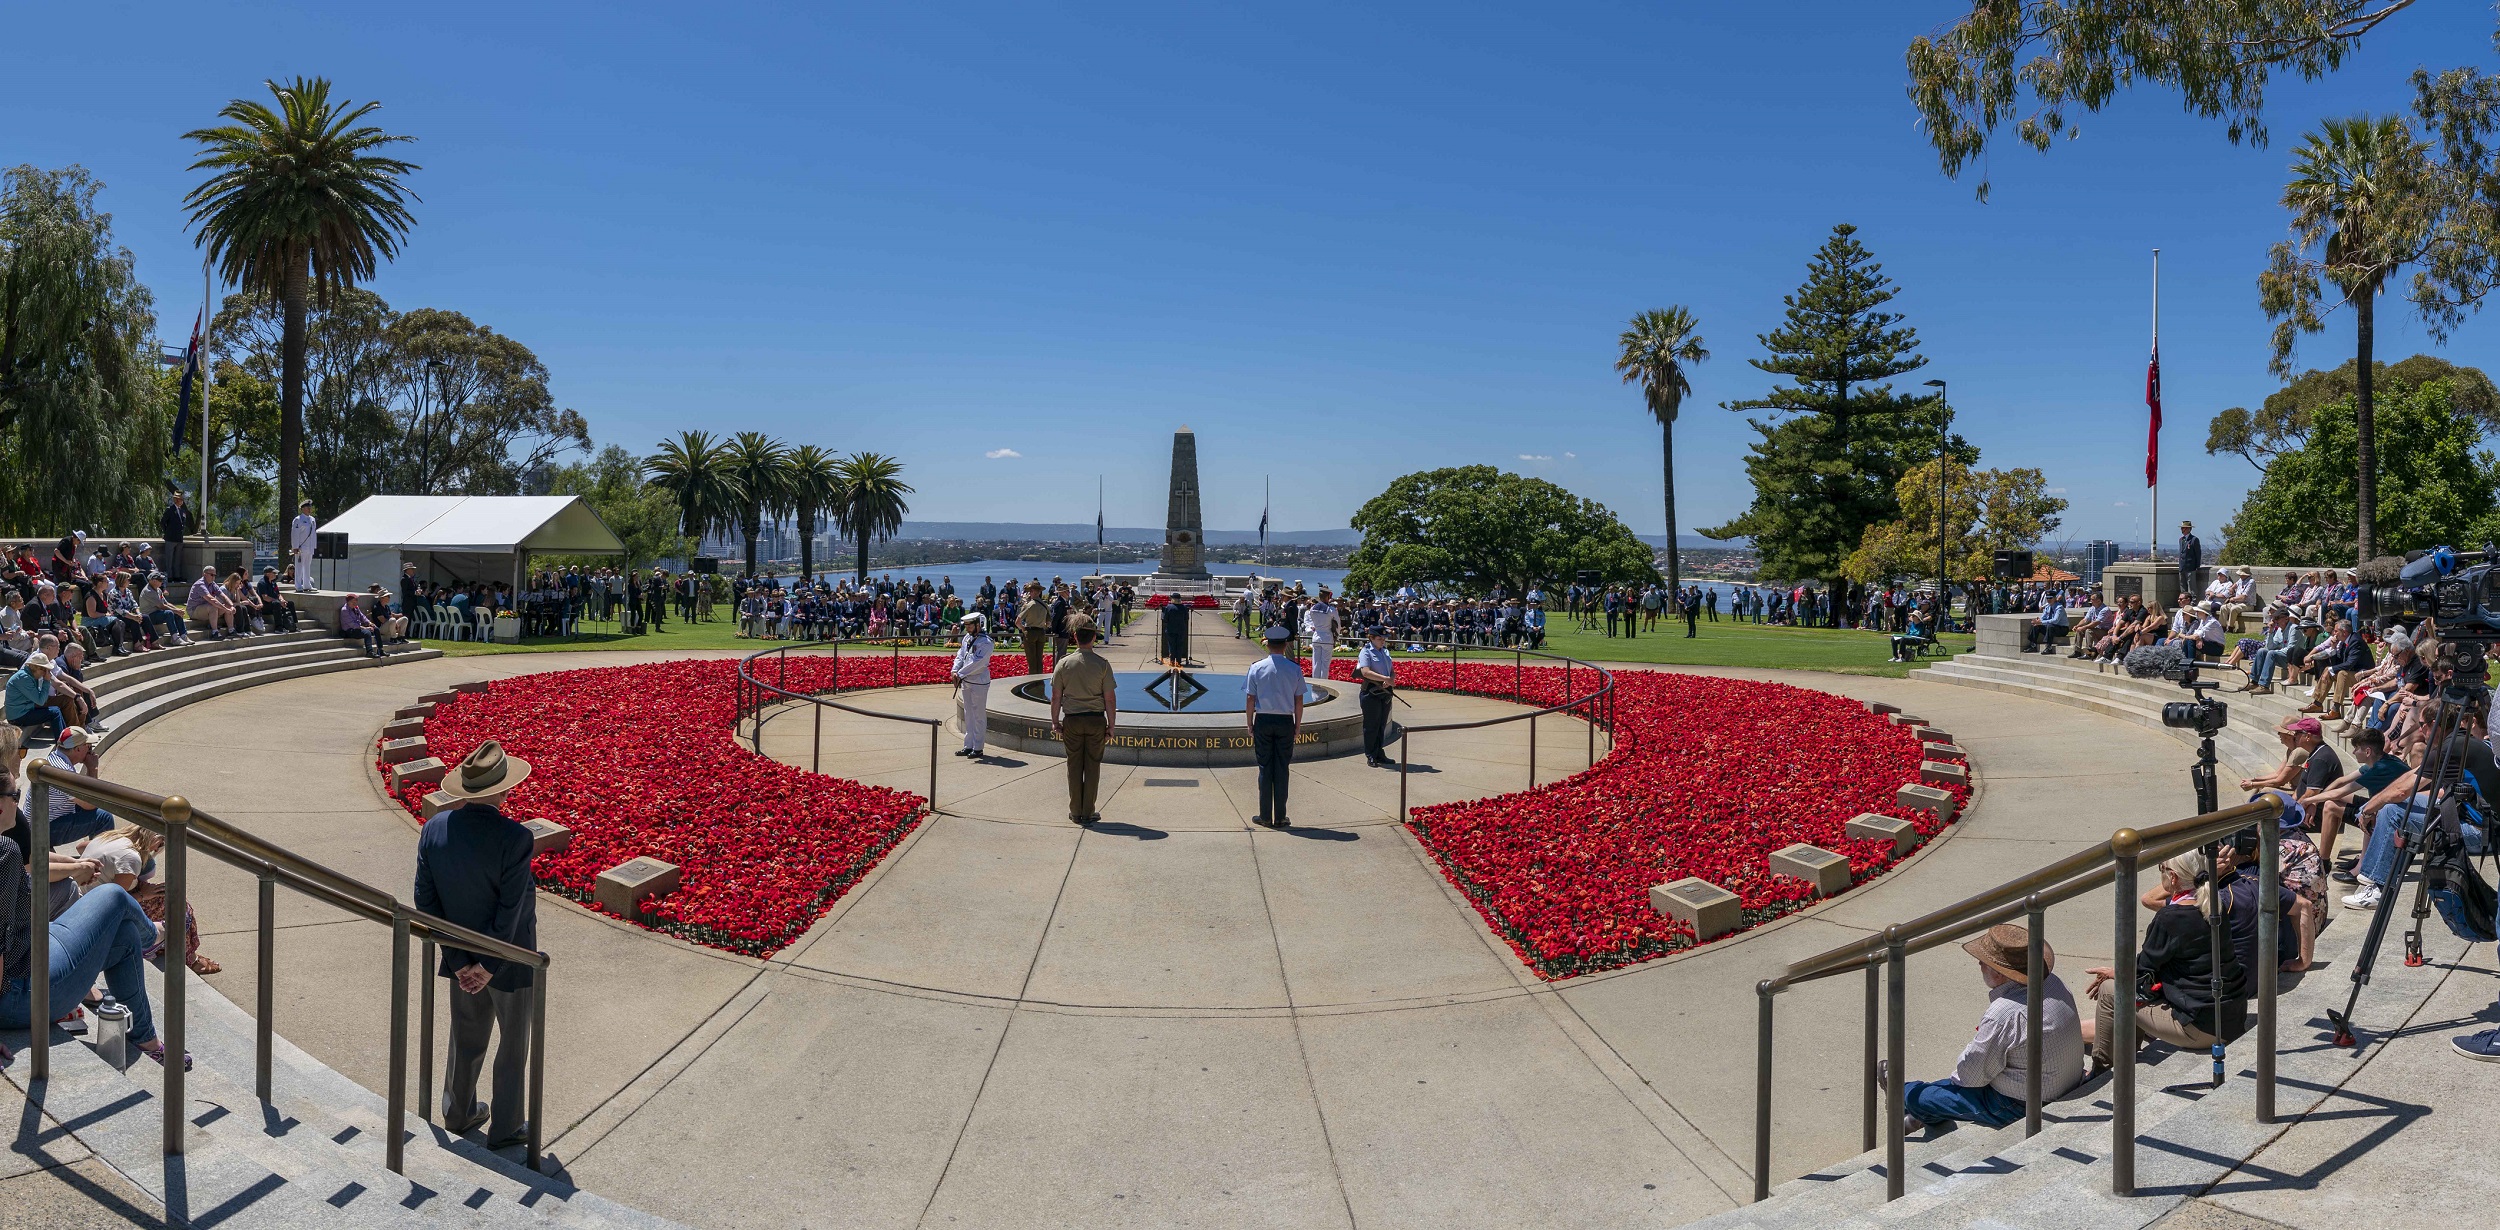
[{"left": 98, "top": 614, "right": 2220, "bottom": 1229}]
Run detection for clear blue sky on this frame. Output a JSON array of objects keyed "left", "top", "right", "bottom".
[{"left": 9, "top": 2, "right": 2493, "bottom": 546}]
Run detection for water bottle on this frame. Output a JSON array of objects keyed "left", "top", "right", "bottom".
[{"left": 93, "top": 998, "right": 132, "bottom": 1070}]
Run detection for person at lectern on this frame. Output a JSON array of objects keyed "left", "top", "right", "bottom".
[{"left": 1159, "top": 593, "right": 1191, "bottom": 664}]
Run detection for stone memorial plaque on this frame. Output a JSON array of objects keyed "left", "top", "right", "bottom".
[
  {"left": 388, "top": 757, "right": 448, "bottom": 791},
  {"left": 522, "top": 819, "right": 574, "bottom": 856},
  {"left": 1846, "top": 813, "right": 1920, "bottom": 856},
  {"left": 395, "top": 702, "right": 436, "bottom": 720},
  {"left": 382, "top": 717, "right": 425, "bottom": 741},
  {"left": 1920, "top": 760, "right": 1969, "bottom": 786},
  {"left": 2112, "top": 574, "right": 2142, "bottom": 599},
  {"left": 451, "top": 680, "right": 490, "bottom": 694},
  {"left": 1896, "top": 783, "right": 1957, "bottom": 823},
  {"left": 596, "top": 857, "right": 681, "bottom": 917},
  {"left": 1649, "top": 876, "right": 1740, "bottom": 941},
  {"left": 1769, "top": 843, "right": 1853, "bottom": 896},
  {"left": 378, "top": 736, "right": 429, "bottom": 765}
]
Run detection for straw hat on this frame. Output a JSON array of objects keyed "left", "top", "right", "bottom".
[
  {"left": 1960, "top": 923, "right": 2051, "bottom": 983},
  {"left": 440, "top": 740, "right": 531, "bottom": 802}
]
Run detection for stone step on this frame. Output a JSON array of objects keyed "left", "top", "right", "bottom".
[
  {"left": 80, "top": 626, "right": 333, "bottom": 690},
  {"left": 94, "top": 645, "right": 442, "bottom": 756},
  {"left": 95, "top": 641, "right": 379, "bottom": 715},
  {"left": 1919, "top": 658, "right": 2276, "bottom": 782}
]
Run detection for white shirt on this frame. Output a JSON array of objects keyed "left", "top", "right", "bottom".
[
  {"left": 291, "top": 513, "right": 317, "bottom": 553},
  {"left": 1955, "top": 976, "right": 2085, "bottom": 1102},
  {"left": 952, "top": 633, "right": 992, "bottom": 686},
  {"left": 2192, "top": 614, "right": 2226, "bottom": 643},
  {"left": 1302, "top": 600, "right": 1337, "bottom": 643},
  {"left": 1245, "top": 653, "right": 1305, "bottom": 715}
]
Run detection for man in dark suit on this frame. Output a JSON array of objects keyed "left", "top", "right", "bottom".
[{"left": 413, "top": 741, "right": 541, "bottom": 1150}]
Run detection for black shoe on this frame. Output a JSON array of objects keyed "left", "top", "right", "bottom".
[
  {"left": 1274, "top": 817, "right": 1292, "bottom": 829},
  {"left": 2331, "top": 869, "right": 2358, "bottom": 884},
  {"left": 484, "top": 1122, "right": 531, "bottom": 1150}
]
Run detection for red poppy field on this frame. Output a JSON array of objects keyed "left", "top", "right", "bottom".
[{"left": 398, "top": 655, "right": 1961, "bottom": 971}]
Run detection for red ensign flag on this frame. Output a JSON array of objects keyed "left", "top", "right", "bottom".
[{"left": 2144, "top": 342, "right": 2162, "bottom": 487}]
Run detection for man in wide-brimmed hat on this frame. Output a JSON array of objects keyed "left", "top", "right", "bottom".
[
  {"left": 1880, "top": 923, "right": 2084, "bottom": 1137},
  {"left": 413, "top": 741, "right": 541, "bottom": 1150}
]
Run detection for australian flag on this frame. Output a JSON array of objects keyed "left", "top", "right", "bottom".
[
  {"left": 1258, "top": 506, "right": 1268, "bottom": 549},
  {"left": 172, "top": 307, "right": 204, "bottom": 453},
  {"left": 1096, "top": 508, "right": 1104, "bottom": 547},
  {"left": 2144, "top": 340, "right": 2161, "bottom": 487}
]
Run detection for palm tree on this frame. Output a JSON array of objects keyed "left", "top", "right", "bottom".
[
  {"left": 831, "top": 452, "right": 913, "bottom": 584},
  {"left": 723, "top": 431, "right": 793, "bottom": 577},
  {"left": 1614, "top": 307, "right": 1709, "bottom": 597},
  {"left": 2263, "top": 114, "right": 2434, "bottom": 562},
  {"left": 183, "top": 77, "right": 419, "bottom": 529},
  {"left": 784, "top": 444, "right": 843, "bottom": 583},
  {"left": 643, "top": 430, "right": 741, "bottom": 554}
]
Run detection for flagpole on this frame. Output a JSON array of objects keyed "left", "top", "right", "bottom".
[
  {"left": 200, "top": 254, "right": 213, "bottom": 520},
  {"left": 2149, "top": 247, "right": 2159, "bottom": 564},
  {"left": 1261, "top": 475, "right": 1270, "bottom": 577},
  {"left": 1095, "top": 475, "right": 1103, "bottom": 574}
]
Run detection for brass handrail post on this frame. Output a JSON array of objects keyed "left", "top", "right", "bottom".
[
  {"left": 387, "top": 906, "right": 411, "bottom": 1175},
  {"left": 2256, "top": 815, "right": 2280, "bottom": 1122},
  {"left": 2024, "top": 894, "right": 2046, "bottom": 1137},
  {"left": 1753, "top": 981, "right": 1776, "bottom": 1203},
  {"left": 812, "top": 702, "right": 822, "bottom": 774},
  {"left": 161, "top": 795, "right": 191, "bottom": 1157},
  {"left": 419, "top": 938, "right": 436, "bottom": 1122},
  {"left": 257, "top": 869, "right": 276, "bottom": 1101},
  {"left": 2110, "top": 828, "right": 2142, "bottom": 1196},
  {"left": 28, "top": 774, "right": 48, "bottom": 1083},
  {"left": 1884, "top": 927, "right": 1908, "bottom": 1201},
  {"left": 1862, "top": 962, "right": 1879, "bottom": 1151},
  {"left": 928, "top": 724, "right": 940, "bottom": 814},
  {"left": 1397, "top": 729, "right": 1411, "bottom": 823},
  {"left": 1526, "top": 714, "right": 1536, "bottom": 790}
]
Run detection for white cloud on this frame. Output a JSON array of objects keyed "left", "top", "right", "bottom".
[
  {"left": 1563, "top": 451, "right": 1577, "bottom": 459},
  {"left": 984, "top": 448, "right": 1022, "bottom": 460},
  {"left": 1519, "top": 453, "right": 1553, "bottom": 462}
]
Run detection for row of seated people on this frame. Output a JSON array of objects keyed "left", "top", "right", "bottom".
[{"left": 1344, "top": 600, "right": 1549, "bottom": 648}]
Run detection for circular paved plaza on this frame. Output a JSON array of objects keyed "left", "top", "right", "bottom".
[{"left": 96, "top": 618, "right": 2214, "bottom": 1229}]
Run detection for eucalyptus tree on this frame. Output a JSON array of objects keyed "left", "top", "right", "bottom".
[{"left": 184, "top": 77, "right": 419, "bottom": 529}]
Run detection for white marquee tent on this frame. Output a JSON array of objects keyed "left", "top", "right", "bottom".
[{"left": 319, "top": 495, "right": 626, "bottom": 595}]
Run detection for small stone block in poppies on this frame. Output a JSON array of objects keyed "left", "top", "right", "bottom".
[
  {"left": 1649, "top": 877, "right": 1740, "bottom": 941},
  {"left": 389, "top": 758, "right": 448, "bottom": 791},
  {"left": 596, "top": 857, "right": 681, "bottom": 918},
  {"left": 522, "top": 819, "right": 573, "bottom": 856},
  {"left": 1923, "top": 743, "right": 1967, "bottom": 764},
  {"left": 378, "top": 736, "right": 429, "bottom": 765},
  {"left": 1769, "top": 843, "right": 1853, "bottom": 896},
  {"left": 421, "top": 789, "right": 457, "bottom": 815},
  {"left": 418, "top": 690, "right": 458, "bottom": 705},
  {"left": 1868, "top": 701, "right": 1902, "bottom": 715},
  {"left": 395, "top": 702, "right": 436, "bottom": 720},
  {"left": 1846, "top": 813, "right": 1920, "bottom": 856},
  {"left": 381, "top": 717, "right": 425, "bottom": 741},
  {"left": 1920, "top": 760, "right": 1968, "bottom": 786},
  {"left": 1916, "top": 727, "right": 1954, "bottom": 745},
  {"left": 1897, "top": 783, "right": 1957, "bottom": 823},
  {"left": 451, "top": 680, "right": 490, "bottom": 694},
  {"left": 1888, "top": 713, "right": 1925, "bottom": 728}
]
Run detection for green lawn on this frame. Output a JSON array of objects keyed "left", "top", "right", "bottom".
[
  {"left": 425, "top": 611, "right": 1139, "bottom": 658},
  {"left": 1522, "top": 617, "right": 1974, "bottom": 678}
]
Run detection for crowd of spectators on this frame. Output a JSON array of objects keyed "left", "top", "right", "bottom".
[{"left": 723, "top": 573, "right": 1133, "bottom": 648}]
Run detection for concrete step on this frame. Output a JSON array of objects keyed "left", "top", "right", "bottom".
[
  {"left": 84, "top": 628, "right": 335, "bottom": 695},
  {"left": 1920, "top": 657, "right": 2276, "bottom": 782},
  {"left": 94, "top": 645, "right": 442, "bottom": 756}
]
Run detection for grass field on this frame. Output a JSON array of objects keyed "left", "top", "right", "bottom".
[
  {"left": 1526, "top": 617, "right": 1974, "bottom": 678},
  {"left": 423, "top": 612, "right": 1137, "bottom": 658}
]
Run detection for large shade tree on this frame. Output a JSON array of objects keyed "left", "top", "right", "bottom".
[
  {"left": 784, "top": 443, "right": 843, "bottom": 583},
  {"left": 831, "top": 452, "right": 912, "bottom": 584},
  {"left": 1614, "top": 306, "right": 1708, "bottom": 599},
  {"left": 643, "top": 430, "right": 741, "bottom": 554},
  {"left": 2218, "top": 367, "right": 2500, "bottom": 565},
  {"left": 723, "top": 431, "right": 792, "bottom": 577},
  {"left": 184, "top": 77, "right": 418, "bottom": 534},
  {"left": 1344, "top": 466, "right": 1657, "bottom": 597},
  {"left": 2259, "top": 114, "right": 2439, "bottom": 562}
]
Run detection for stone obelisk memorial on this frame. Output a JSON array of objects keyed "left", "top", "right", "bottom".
[{"left": 1156, "top": 426, "right": 1210, "bottom": 583}]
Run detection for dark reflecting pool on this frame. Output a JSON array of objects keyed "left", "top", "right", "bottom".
[{"left": 1011, "top": 669, "right": 1328, "bottom": 713}]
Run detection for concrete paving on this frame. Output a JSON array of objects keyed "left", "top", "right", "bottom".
[{"left": 89, "top": 614, "right": 2302, "bottom": 1228}]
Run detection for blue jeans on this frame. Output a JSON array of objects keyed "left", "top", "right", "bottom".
[
  {"left": 8, "top": 707, "right": 62, "bottom": 738},
  {"left": 2360, "top": 794, "right": 2491, "bottom": 887},
  {"left": 49, "top": 806, "right": 114, "bottom": 848},
  {"left": 2249, "top": 648, "right": 2284, "bottom": 686},
  {"left": 0, "top": 883, "right": 159, "bottom": 1045},
  {"left": 1903, "top": 1079, "right": 2025, "bottom": 1128}
]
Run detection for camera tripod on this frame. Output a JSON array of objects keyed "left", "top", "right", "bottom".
[{"left": 2310, "top": 645, "right": 2490, "bottom": 1045}]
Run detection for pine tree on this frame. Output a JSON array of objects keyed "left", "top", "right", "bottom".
[{"left": 1704, "top": 224, "right": 1951, "bottom": 598}]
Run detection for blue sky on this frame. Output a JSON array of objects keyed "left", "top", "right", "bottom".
[{"left": 10, "top": 2, "right": 2495, "bottom": 546}]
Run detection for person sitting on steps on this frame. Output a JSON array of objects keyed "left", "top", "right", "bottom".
[{"left": 1883, "top": 924, "right": 2083, "bottom": 1136}]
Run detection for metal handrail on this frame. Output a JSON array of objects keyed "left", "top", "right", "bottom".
[
  {"left": 737, "top": 639, "right": 945, "bottom": 808},
  {"left": 1380, "top": 639, "right": 1618, "bottom": 822},
  {"left": 26, "top": 762, "right": 551, "bottom": 1175},
  {"left": 1749, "top": 795, "right": 2284, "bottom": 1203}
]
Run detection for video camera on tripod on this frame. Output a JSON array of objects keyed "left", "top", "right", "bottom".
[{"left": 2121, "top": 641, "right": 2231, "bottom": 739}]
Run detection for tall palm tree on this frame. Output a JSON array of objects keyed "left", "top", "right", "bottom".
[
  {"left": 831, "top": 452, "right": 913, "bottom": 584},
  {"left": 1614, "top": 307, "right": 1709, "bottom": 598},
  {"left": 183, "top": 77, "right": 418, "bottom": 529},
  {"left": 723, "top": 431, "right": 793, "bottom": 577},
  {"left": 2265, "top": 114, "right": 2433, "bottom": 562},
  {"left": 784, "top": 444, "right": 844, "bottom": 583},
  {"left": 643, "top": 430, "right": 742, "bottom": 554}
]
